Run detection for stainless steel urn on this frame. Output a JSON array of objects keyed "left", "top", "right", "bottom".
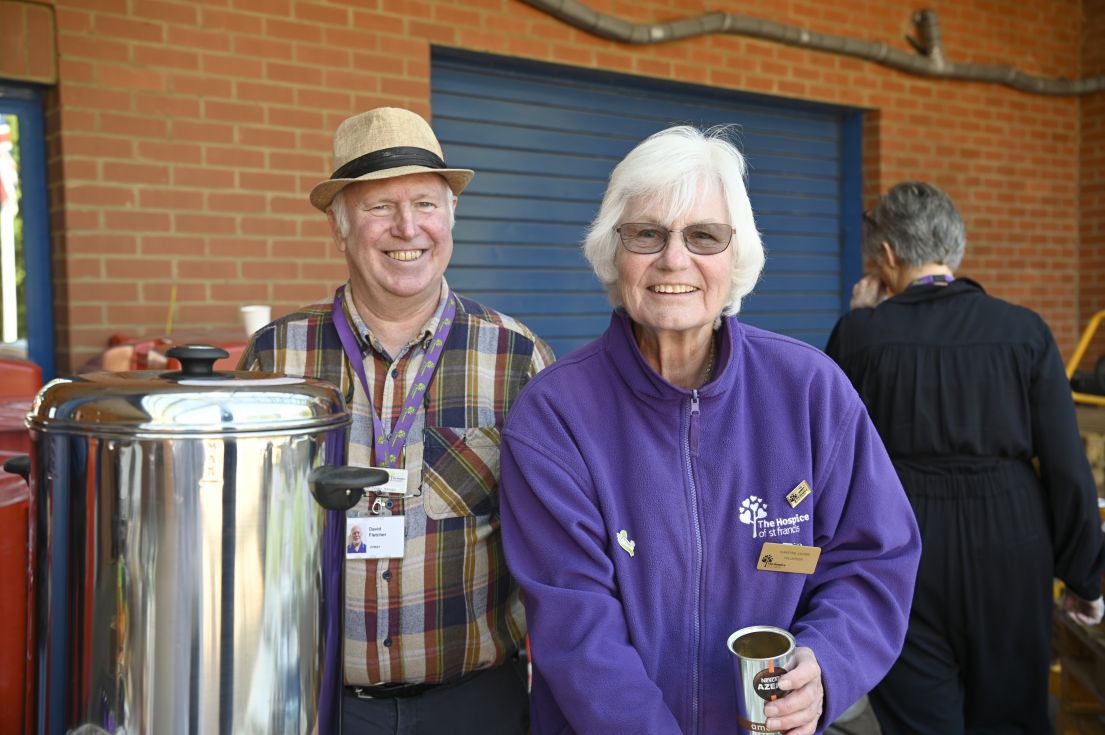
[{"left": 23, "top": 346, "right": 383, "bottom": 735}]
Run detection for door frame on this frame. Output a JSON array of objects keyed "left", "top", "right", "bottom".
[{"left": 0, "top": 82, "right": 55, "bottom": 379}]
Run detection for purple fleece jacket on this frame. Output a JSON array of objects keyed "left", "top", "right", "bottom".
[{"left": 500, "top": 311, "right": 921, "bottom": 734}]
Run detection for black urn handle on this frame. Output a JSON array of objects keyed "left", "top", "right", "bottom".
[
  {"left": 166, "top": 345, "right": 230, "bottom": 377},
  {"left": 3, "top": 454, "right": 30, "bottom": 482},
  {"left": 309, "top": 465, "right": 391, "bottom": 512}
]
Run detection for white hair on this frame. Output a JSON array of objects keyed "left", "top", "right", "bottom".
[
  {"left": 328, "top": 175, "right": 456, "bottom": 241},
  {"left": 582, "top": 125, "right": 765, "bottom": 315}
]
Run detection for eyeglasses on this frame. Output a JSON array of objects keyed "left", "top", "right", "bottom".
[{"left": 614, "top": 222, "right": 735, "bottom": 255}]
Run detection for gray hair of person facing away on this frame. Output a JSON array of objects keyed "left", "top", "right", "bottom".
[
  {"left": 327, "top": 174, "right": 457, "bottom": 241},
  {"left": 863, "top": 181, "right": 966, "bottom": 271},
  {"left": 582, "top": 125, "right": 766, "bottom": 316}
]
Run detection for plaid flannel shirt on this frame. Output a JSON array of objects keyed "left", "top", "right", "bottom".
[{"left": 240, "top": 280, "right": 554, "bottom": 685}]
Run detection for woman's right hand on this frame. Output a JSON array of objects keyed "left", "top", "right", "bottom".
[
  {"left": 764, "top": 646, "right": 823, "bottom": 735},
  {"left": 1062, "top": 589, "right": 1105, "bottom": 626},
  {"left": 850, "top": 274, "right": 889, "bottom": 310}
]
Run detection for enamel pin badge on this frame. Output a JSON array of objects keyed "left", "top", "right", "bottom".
[
  {"left": 786, "top": 480, "right": 812, "bottom": 508},
  {"left": 616, "top": 529, "right": 636, "bottom": 557}
]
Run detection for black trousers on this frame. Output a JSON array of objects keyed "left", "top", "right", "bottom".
[
  {"left": 341, "top": 659, "right": 529, "bottom": 735},
  {"left": 870, "top": 467, "right": 1054, "bottom": 735}
]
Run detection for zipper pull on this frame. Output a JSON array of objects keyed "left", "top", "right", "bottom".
[{"left": 689, "top": 389, "right": 700, "bottom": 457}]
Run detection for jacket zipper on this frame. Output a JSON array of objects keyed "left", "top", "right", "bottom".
[{"left": 686, "top": 389, "right": 704, "bottom": 733}]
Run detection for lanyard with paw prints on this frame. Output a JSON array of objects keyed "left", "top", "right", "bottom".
[{"left": 331, "top": 285, "right": 456, "bottom": 467}]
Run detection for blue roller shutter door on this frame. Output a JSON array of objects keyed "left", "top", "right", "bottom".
[{"left": 432, "top": 50, "right": 860, "bottom": 356}]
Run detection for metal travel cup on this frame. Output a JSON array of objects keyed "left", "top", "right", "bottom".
[{"left": 727, "top": 625, "right": 796, "bottom": 734}]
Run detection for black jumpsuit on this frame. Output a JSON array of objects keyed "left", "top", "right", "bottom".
[{"left": 825, "top": 278, "right": 1105, "bottom": 735}]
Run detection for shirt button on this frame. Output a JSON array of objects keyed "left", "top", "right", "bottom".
[
  {"left": 383, "top": 637, "right": 392, "bottom": 647},
  {"left": 382, "top": 570, "right": 392, "bottom": 581},
  {"left": 391, "top": 369, "right": 400, "bottom": 378}
]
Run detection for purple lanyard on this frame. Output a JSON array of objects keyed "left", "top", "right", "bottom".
[
  {"left": 331, "top": 285, "right": 456, "bottom": 467},
  {"left": 909, "top": 274, "right": 954, "bottom": 287}
]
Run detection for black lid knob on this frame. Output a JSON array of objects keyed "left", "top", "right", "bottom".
[
  {"left": 165, "top": 345, "right": 230, "bottom": 378},
  {"left": 3, "top": 454, "right": 30, "bottom": 482}
]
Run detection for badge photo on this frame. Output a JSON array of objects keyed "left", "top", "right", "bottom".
[{"left": 346, "top": 514, "right": 405, "bottom": 559}]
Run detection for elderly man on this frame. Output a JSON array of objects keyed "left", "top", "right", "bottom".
[
  {"left": 347, "top": 525, "right": 367, "bottom": 554},
  {"left": 240, "top": 107, "right": 554, "bottom": 734}
]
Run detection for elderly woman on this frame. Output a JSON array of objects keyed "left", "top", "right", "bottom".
[
  {"left": 826, "top": 182, "right": 1105, "bottom": 734},
  {"left": 498, "top": 126, "right": 922, "bottom": 734}
]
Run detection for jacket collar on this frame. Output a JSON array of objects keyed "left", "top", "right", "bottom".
[
  {"left": 603, "top": 309, "right": 738, "bottom": 401},
  {"left": 889, "top": 275, "right": 984, "bottom": 304}
]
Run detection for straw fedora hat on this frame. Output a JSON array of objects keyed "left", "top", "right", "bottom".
[{"left": 309, "top": 107, "right": 474, "bottom": 211}]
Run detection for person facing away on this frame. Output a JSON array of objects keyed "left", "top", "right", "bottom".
[
  {"left": 239, "top": 107, "right": 554, "bottom": 735},
  {"left": 498, "top": 125, "right": 922, "bottom": 735},
  {"left": 825, "top": 181, "right": 1105, "bottom": 735}
]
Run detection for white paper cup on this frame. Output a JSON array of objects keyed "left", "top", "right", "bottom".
[
  {"left": 240, "top": 304, "right": 271, "bottom": 336},
  {"left": 727, "top": 625, "right": 795, "bottom": 734}
]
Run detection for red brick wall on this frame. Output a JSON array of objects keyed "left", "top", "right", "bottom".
[
  {"left": 1078, "top": 0, "right": 1105, "bottom": 371},
  {"left": 0, "top": 1, "right": 56, "bottom": 83},
  {"left": 1, "top": 0, "right": 1100, "bottom": 370}
]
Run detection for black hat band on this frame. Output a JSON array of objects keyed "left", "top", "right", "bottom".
[{"left": 331, "top": 146, "right": 447, "bottom": 180}]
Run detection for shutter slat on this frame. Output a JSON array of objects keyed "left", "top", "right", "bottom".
[{"left": 433, "top": 51, "right": 852, "bottom": 355}]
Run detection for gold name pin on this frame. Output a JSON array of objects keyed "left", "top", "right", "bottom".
[{"left": 787, "top": 480, "right": 812, "bottom": 508}]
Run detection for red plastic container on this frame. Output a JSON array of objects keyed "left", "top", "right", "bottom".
[
  {"left": 0, "top": 357, "right": 40, "bottom": 735},
  {"left": 0, "top": 450, "right": 30, "bottom": 735},
  {"left": 0, "top": 400, "right": 32, "bottom": 455}
]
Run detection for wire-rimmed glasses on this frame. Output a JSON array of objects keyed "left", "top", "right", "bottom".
[{"left": 614, "top": 222, "right": 734, "bottom": 255}]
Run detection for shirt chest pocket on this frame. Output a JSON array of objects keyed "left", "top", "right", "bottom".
[{"left": 421, "top": 426, "right": 501, "bottom": 519}]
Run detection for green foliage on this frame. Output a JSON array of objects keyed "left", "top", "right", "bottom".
[{"left": 0, "top": 113, "right": 27, "bottom": 341}]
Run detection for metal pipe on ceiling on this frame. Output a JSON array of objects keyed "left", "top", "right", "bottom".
[{"left": 521, "top": 0, "right": 1105, "bottom": 97}]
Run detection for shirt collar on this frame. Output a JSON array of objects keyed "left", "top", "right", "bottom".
[{"left": 340, "top": 278, "right": 451, "bottom": 358}]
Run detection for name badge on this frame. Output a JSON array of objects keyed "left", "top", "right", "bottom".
[
  {"left": 756, "top": 542, "right": 821, "bottom": 574},
  {"left": 347, "top": 516, "right": 405, "bottom": 559},
  {"left": 373, "top": 467, "right": 409, "bottom": 495}
]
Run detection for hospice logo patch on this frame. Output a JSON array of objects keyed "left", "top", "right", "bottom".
[{"left": 739, "top": 495, "right": 810, "bottom": 539}]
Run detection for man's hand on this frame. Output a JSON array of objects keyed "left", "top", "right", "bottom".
[
  {"left": 849, "top": 274, "right": 889, "bottom": 310},
  {"left": 763, "top": 646, "right": 824, "bottom": 735}
]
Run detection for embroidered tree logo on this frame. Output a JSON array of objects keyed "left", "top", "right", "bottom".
[{"left": 739, "top": 496, "right": 768, "bottom": 537}]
